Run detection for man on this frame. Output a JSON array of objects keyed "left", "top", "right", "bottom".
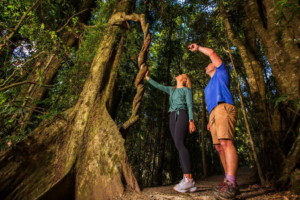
[{"left": 189, "top": 43, "right": 239, "bottom": 199}]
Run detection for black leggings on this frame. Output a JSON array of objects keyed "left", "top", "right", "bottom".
[{"left": 169, "top": 110, "right": 191, "bottom": 174}]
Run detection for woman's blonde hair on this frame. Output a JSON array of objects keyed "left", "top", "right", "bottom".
[{"left": 182, "top": 74, "right": 192, "bottom": 89}]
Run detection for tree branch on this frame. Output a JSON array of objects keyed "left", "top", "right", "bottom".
[
  {"left": 109, "top": 12, "right": 149, "bottom": 38},
  {"left": 0, "top": 68, "right": 19, "bottom": 87},
  {"left": 0, "top": 81, "right": 38, "bottom": 91},
  {"left": 56, "top": 8, "right": 90, "bottom": 33},
  {"left": 0, "top": 81, "right": 53, "bottom": 91}
]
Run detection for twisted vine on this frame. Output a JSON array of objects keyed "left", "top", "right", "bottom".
[{"left": 109, "top": 12, "right": 151, "bottom": 134}]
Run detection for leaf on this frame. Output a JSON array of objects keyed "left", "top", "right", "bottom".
[{"left": 274, "top": 94, "right": 289, "bottom": 107}]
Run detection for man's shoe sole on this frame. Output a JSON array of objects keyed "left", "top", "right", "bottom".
[
  {"left": 173, "top": 186, "right": 197, "bottom": 193},
  {"left": 213, "top": 191, "right": 236, "bottom": 200},
  {"left": 213, "top": 186, "right": 221, "bottom": 192}
]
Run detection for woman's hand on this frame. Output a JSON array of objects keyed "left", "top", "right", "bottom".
[
  {"left": 145, "top": 70, "right": 150, "bottom": 80},
  {"left": 189, "top": 121, "right": 196, "bottom": 134},
  {"left": 188, "top": 43, "right": 199, "bottom": 52}
]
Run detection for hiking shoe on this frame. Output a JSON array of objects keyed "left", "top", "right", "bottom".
[
  {"left": 214, "top": 180, "right": 240, "bottom": 200},
  {"left": 213, "top": 178, "right": 226, "bottom": 192},
  {"left": 173, "top": 177, "right": 197, "bottom": 193}
]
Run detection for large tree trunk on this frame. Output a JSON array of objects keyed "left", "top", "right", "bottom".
[
  {"left": 245, "top": 0, "right": 300, "bottom": 102},
  {"left": 243, "top": 0, "right": 300, "bottom": 187},
  {"left": 0, "top": 0, "right": 148, "bottom": 199},
  {"left": 244, "top": 0, "right": 299, "bottom": 138}
]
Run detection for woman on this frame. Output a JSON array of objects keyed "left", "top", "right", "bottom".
[{"left": 145, "top": 71, "right": 197, "bottom": 193}]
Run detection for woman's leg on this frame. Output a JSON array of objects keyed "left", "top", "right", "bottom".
[
  {"left": 172, "top": 110, "right": 196, "bottom": 193},
  {"left": 173, "top": 110, "right": 191, "bottom": 175},
  {"left": 169, "top": 112, "right": 176, "bottom": 138},
  {"left": 169, "top": 112, "right": 185, "bottom": 170}
]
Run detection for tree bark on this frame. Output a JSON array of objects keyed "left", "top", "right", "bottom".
[
  {"left": 279, "top": 133, "right": 300, "bottom": 185},
  {"left": 0, "top": 0, "right": 148, "bottom": 199},
  {"left": 245, "top": 0, "right": 300, "bottom": 102}
]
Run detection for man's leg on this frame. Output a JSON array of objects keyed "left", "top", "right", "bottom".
[
  {"left": 220, "top": 139, "right": 238, "bottom": 180},
  {"left": 215, "top": 139, "right": 239, "bottom": 199},
  {"left": 210, "top": 110, "right": 227, "bottom": 176},
  {"left": 213, "top": 104, "right": 239, "bottom": 199},
  {"left": 214, "top": 144, "right": 227, "bottom": 174},
  {"left": 211, "top": 113, "right": 228, "bottom": 192},
  {"left": 215, "top": 104, "right": 238, "bottom": 179}
]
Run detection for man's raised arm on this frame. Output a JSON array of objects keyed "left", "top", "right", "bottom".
[{"left": 188, "top": 43, "right": 222, "bottom": 67}]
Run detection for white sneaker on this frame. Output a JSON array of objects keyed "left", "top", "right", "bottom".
[{"left": 173, "top": 177, "right": 197, "bottom": 193}]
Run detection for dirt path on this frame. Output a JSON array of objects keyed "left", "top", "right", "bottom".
[{"left": 117, "top": 168, "right": 299, "bottom": 200}]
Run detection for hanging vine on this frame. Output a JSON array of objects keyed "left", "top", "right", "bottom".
[{"left": 109, "top": 12, "right": 151, "bottom": 135}]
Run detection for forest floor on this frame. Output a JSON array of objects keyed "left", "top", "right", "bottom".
[{"left": 118, "top": 167, "right": 300, "bottom": 200}]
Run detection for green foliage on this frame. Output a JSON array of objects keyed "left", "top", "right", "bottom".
[
  {"left": 274, "top": 94, "right": 289, "bottom": 107},
  {"left": 0, "top": 87, "right": 27, "bottom": 149},
  {"left": 0, "top": 0, "right": 91, "bottom": 147},
  {"left": 275, "top": 0, "right": 300, "bottom": 22}
]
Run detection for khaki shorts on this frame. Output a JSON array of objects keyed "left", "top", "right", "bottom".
[{"left": 209, "top": 103, "right": 237, "bottom": 144}]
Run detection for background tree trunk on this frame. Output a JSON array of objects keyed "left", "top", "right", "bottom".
[
  {"left": 245, "top": 0, "right": 300, "bottom": 102},
  {"left": 200, "top": 88, "right": 208, "bottom": 178}
]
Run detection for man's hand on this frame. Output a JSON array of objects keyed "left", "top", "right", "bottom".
[
  {"left": 188, "top": 43, "right": 199, "bottom": 52},
  {"left": 189, "top": 121, "right": 196, "bottom": 134},
  {"left": 207, "top": 123, "right": 210, "bottom": 131},
  {"left": 145, "top": 70, "right": 150, "bottom": 80}
]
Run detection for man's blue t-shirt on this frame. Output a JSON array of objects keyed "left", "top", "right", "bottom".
[{"left": 204, "top": 63, "right": 235, "bottom": 113}]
